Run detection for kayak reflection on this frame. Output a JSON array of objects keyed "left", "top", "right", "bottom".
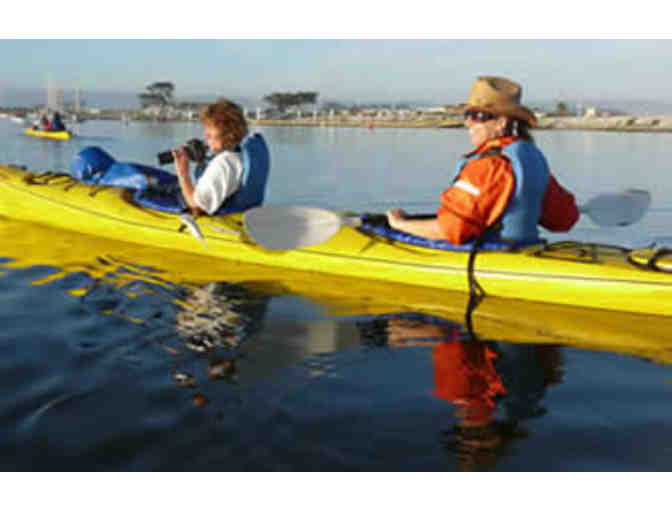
[
  {"left": 357, "top": 313, "right": 564, "bottom": 471},
  {"left": 2, "top": 216, "right": 672, "bottom": 366},
  {"left": 0, "top": 216, "right": 664, "bottom": 423}
]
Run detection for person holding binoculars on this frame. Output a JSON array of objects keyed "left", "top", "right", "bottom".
[
  {"left": 171, "top": 99, "right": 249, "bottom": 216},
  {"left": 69, "top": 98, "right": 269, "bottom": 217}
]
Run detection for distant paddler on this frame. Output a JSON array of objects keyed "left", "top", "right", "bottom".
[
  {"left": 25, "top": 111, "right": 72, "bottom": 140},
  {"left": 386, "top": 76, "right": 579, "bottom": 245},
  {"left": 50, "top": 111, "right": 66, "bottom": 131},
  {"left": 31, "top": 111, "right": 68, "bottom": 133}
]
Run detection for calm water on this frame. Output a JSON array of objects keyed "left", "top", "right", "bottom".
[{"left": 0, "top": 119, "right": 671, "bottom": 471}]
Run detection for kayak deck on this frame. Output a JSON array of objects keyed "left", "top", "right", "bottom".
[{"left": 1, "top": 165, "right": 671, "bottom": 317}]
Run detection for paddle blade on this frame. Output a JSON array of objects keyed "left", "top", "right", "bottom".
[
  {"left": 244, "top": 206, "right": 357, "bottom": 250},
  {"left": 580, "top": 189, "right": 651, "bottom": 227}
]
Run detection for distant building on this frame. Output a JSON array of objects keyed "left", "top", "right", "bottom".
[
  {"left": 138, "top": 93, "right": 166, "bottom": 109},
  {"left": 584, "top": 107, "right": 598, "bottom": 118},
  {"left": 443, "top": 104, "right": 464, "bottom": 115},
  {"left": 143, "top": 105, "right": 164, "bottom": 117},
  {"left": 418, "top": 106, "right": 448, "bottom": 114}
]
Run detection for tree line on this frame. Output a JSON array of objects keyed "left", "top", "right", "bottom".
[
  {"left": 262, "top": 92, "right": 318, "bottom": 111},
  {"left": 138, "top": 82, "right": 175, "bottom": 108},
  {"left": 138, "top": 83, "right": 319, "bottom": 112}
]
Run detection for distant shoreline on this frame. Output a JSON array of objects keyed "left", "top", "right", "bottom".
[
  {"left": 249, "top": 116, "right": 672, "bottom": 133},
  {"left": 249, "top": 119, "right": 464, "bottom": 129},
  {"left": 5, "top": 111, "right": 672, "bottom": 133}
]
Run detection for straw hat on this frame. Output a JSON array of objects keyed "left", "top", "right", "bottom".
[{"left": 463, "top": 76, "right": 537, "bottom": 127}]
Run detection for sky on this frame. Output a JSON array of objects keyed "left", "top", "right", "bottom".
[{"left": 3, "top": 3, "right": 672, "bottom": 111}]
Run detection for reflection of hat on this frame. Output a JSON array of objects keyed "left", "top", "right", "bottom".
[{"left": 463, "top": 76, "right": 537, "bottom": 127}]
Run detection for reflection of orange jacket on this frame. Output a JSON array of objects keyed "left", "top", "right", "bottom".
[
  {"left": 437, "top": 137, "right": 579, "bottom": 244},
  {"left": 432, "top": 341, "right": 507, "bottom": 422}
]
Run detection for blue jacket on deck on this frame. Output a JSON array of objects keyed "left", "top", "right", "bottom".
[{"left": 69, "top": 133, "right": 271, "bottom": 215}]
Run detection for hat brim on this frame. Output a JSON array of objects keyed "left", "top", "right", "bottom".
[{"left": 462, "top": 103, "right": 537, "bottom": 128}]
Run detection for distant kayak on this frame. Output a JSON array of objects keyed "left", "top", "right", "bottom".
[{"left": 24, "top": 127, "right": 72, "bottom": 140}]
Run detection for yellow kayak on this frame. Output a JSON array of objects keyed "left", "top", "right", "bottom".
[
  {"left": 24, "top": 127, "right": 72, "bottom": 140},
  {"left": 0, "top": 164, "right": 671, "bottom": 317},
  {"left": 1, "top": 217, "right": 671, "bottom": 364}
]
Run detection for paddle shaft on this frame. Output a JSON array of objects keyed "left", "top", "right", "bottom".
[
  {"left": 367, "top": 189, "right": 650, "bottom": 229},
  {"left": 241, "top": 189, "right": 652, "bottom": 251}
]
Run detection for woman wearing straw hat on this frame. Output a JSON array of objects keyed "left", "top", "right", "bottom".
[{"left": 386, "top": 76, "right": 579, "bottom": 245}]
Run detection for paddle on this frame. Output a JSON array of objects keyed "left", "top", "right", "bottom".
[
  {"left": 578, "top": 189, "right": 650, "bottom": 227},
  {"left": 243, "top": 189, "right": 651, "bottom": 251}
]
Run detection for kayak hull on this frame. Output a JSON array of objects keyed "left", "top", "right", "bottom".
[
  {"left": 1, "top": 164, "right": 671, "bottom": 317},
  {"left": 24, "top": 128, "right": 72, "bottom": 140}
]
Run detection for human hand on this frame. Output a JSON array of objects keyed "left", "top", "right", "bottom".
[{"left": 172, "top": 146, "right": 190, "bottom": 177}]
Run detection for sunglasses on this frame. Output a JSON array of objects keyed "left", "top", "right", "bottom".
[{"left": 463, "top": 110, "right": 497, "bottom": 122}]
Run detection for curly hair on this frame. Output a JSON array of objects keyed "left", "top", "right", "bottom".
[{"left": 200, "top": 99, "right": 249, "bottom": 150}]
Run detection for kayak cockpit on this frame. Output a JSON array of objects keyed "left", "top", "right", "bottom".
[{"left": 357, "top": 213, "right": 538, "bottom": 253}]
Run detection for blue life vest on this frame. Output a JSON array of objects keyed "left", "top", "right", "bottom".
[
  {"left": 51, "top": 119, "right": 66, "bottom": 131},
  {"left": 210, "top": 133, "right": 270, "bottom": 214},
  {"left": 454, "top": 140, "right": 549, "bottom": 242}
]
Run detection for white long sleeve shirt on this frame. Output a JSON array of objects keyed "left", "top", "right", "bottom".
[{"left": 192, "top": 151, "right": 243, "bottom": 215}]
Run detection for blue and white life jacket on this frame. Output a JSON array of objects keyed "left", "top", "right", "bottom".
[{"left": 454, "top": 139, "right": 550, "bottom": 243}]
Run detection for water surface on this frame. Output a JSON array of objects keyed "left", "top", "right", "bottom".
[{"left": 1, "top": 119, "right": 670, "bottom": 471}]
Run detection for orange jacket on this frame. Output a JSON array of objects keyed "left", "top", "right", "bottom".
[{"left": 437, "top": 137, "right": 579, "bottom": 244}]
